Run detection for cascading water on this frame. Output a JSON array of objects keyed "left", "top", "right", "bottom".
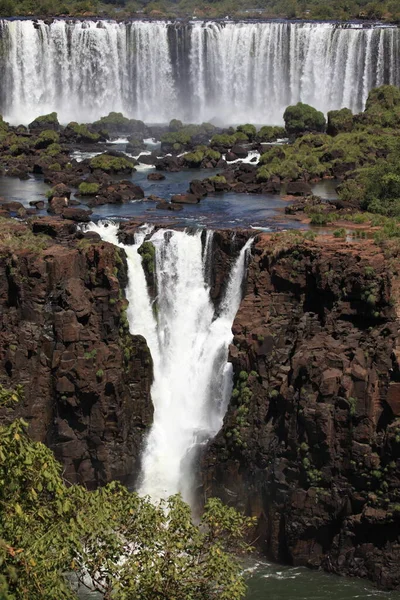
[
  {"left": 87, "top": 221, "right": 252, "bottom": 505},
  {"left": 0, "top": 19, "right": 398, "bottom": 124}
]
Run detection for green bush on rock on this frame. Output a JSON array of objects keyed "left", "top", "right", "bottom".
[
  {"left": 78, "top": 182, "right": 100, "bottom": 196},
  {"left": 327, "top": 108, "right": 354, "bottom": 136},
  {"left": 283, "top": 102, "right": 326, "bottom": 135},
  {"left": 89, "top": 153, "right": 135, "bottom": 173}
]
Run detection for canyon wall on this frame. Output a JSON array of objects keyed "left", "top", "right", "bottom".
[
  {"left": 0, "top": 218, "right": 153, "bottom": 489},
  {"left": 203, "top": 232, "right": 400, "bottom": 589}
]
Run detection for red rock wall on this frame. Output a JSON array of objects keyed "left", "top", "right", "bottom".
[
  {"left": 202, "top": 235, "right": 400, "bottom": 589},
  {"left": 0, "top": 225, "right": 153, "bottom": 489}
]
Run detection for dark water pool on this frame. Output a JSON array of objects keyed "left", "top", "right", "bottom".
[
  {"left": 77, "top": 559, "right": 400, "bottom": 599},
  {"left": 246, "top": 561, "right": 400, "bottom": 600},
  {"left": 0, "top": 168, "right": 338, "bottom": 230}
]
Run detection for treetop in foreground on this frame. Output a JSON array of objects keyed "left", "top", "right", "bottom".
[{"left": 0, "top": 385, "right": 255, "bottom": 600}]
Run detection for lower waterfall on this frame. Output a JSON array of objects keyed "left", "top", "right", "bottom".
[{"left": 87, "top": 222, "right": 252, "bottom": 505}]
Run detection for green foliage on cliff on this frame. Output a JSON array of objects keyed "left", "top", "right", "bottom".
[
  {"left": 0, "top": 385, "right": 254, "bottom": 600},
  {"left": 138, "top": 240, "right": 156, "bottom": 274}
]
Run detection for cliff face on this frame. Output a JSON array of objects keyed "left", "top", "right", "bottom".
[
  {"left": 202, "top": 233, "right": 400, "bottom": 589},
  {"left": 0, "top": 219, "right": 153, "bottom": 489}
]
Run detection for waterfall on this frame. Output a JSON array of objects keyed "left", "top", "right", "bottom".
[
  {"left": 0, "top": 19, "right": 398, "bottom": 124},
  {"left": 87, "top": 222, "right": 252, "bottom": 505}
]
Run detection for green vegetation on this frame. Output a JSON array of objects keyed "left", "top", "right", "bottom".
[
  {"left": 29, "top": 112, "right": 59, "bottom": 129},
  {"left": 183, "top": 146, "right": 221, "bottom": 166},
  {"left": 256, "top": 125, "right": 286, "bottom": 142},
  {"left": 138, "top": 240, "right": 156, "bottom": 275},
  {"left": 89, "top": 153, "right": 135, "bottom": 173},
  {"left": 0, "top": 384, "right": 255, "bottom": 600},
  {"left": 92, "top": 112, "right": 145, "bottom": 135},
  {"left": 327, "top": 107, "right": 354, "bottom": 136},
  {"left": 66, "top": 122, "right": 101, "bottom": 142},
  {"left": 78, "top": 182, "right": 100, "bottom": 196},
  {"left": 209, "top": 175, "right": 227, "bottom": 184},
  {"left": 283, "top": 102, "right": 326, "bottom": 136},
  {"left": 34, "top": 129, "right": 60, "bottom": 149},
  {"left": 0, "top": 218, "right": 50, "bottom": 253}
]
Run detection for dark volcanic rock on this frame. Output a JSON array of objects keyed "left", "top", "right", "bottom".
[
  {"left": 0, "top": 219, "right": 153, "bottom": 489},
  {"left": 147, "top": 172, "right": 165, "bottom": 181},
  {"left": 61, "top": 207, "right": 93, "bottom": 222},
  {"left": 286, "top": 181, "right": 313, "bottom": 196},
  {"left": 156, "top": 201, "right": 183, "bottom": 211},
  {"left": 202, "top": 234, "right": 400, "bottom": 590},
  {"left": 171, "top": 193, "right": 199, "bottom": 205}
]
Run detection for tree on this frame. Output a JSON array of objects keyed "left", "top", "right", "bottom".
[{"left": 0, "top": 386, "right": 255, "bottom": 599}]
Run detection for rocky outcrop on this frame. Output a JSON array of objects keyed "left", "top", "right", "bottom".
[
  {"left": 202, "top": 234, "right": 400, "bottom": 590},
  {"left": 0, "top": 219, "right": 153, "bottom": 489}
]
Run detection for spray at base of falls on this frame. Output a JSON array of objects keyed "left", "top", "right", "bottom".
[{"left": 87, "top": 222, "right": 252, "bottom": 505}]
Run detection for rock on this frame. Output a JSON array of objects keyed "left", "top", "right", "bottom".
[
  {"left": 0, "top": 200, "right": 26, "bottom": 216},
  {"left": 61, "top": 208, "right": 93, "bottom": 222},
  {"left": 29, "top": 200, "right": 45, "bottom": 210},
  {"left": 48, "top": 183, "right": 71, "bottom": 200},
  {"left": 48, "top": 196, "right": 69, "bottom": 215},
  {"left": 286, "top": 182, "right": 313, "bottom": 196},
  {"left": 171, "top": 193, "right": 199, "bottom": 205},
  {"left": 6, "top": 167, "right": 29, "bottom": 180},
  {"left": 231, "top": 144, "right": 249, "bottom": 159},
  {"left": 285, "top": 195, "right": 322, "bottom": 214},
  {"left": 156, "top": 201, "right": 183, "bottom": 211},
  {"left": 201, "top": 234, "right": 400, "bottom": 591},
  {"left": 137, "top": 154, "right": 156, "bottom": 165},
  {"left": 147, "top": 172, "right": 165, "bottom": 181},
  {"left": 0, "top": 219, "right": 153, "bottom": 488},
  {"left": 189, "top": 180, "right": 208, "bottom": 198}
]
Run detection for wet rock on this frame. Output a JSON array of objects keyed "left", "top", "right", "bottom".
[
  {"left": 61, "top": 208, "right": 93, "bottom": 222},
  {"left": 48, "top": 196, "right": 69, "bottom": 215},
  {"left": 286, "top": 181, "right": 313, "bottom": 196},
  {"left": 156, "top": 201, "right": 183, "bottom": 211},
  {"left": 147, "top": 172, "right": 165, "bottom": 181},
  {"left": 171, "top": 193, "right": 199, "bottom": 205}
]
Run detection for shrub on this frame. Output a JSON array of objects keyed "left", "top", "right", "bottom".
[
  {"left": 237, "top": 124, "right": 256, "bottom": 140},
  {"left": 34, "top": 129, "right": 60, "bottom": 149},
  {"left": 327, "top": 108, "right": 354, "bottom": 136},
  {"left": 256, "top": 125, "right": 286, "bottom": 142},
  {"left": 283, "top": 102, "right": 326, "bottom": 135},
  {"left": 90, "top": 153, "right": 135, "bottom": 173},
  {"left": 78, "top": 182, "right": 100, "bottom": 196}
]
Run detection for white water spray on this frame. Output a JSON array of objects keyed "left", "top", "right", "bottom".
[
  {"left": 86, "top": 222, "right": 252, "bottom": 505},
  {"left": 0, "top": 19, "right": 398, "bottom": 124}
]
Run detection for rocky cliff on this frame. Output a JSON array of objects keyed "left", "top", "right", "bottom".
[
  {"left": 202, "top": 232, "right": 400, "bottom": 589},
  {"left": 0, "top": 217, "right": 153, "bottom": 489}
]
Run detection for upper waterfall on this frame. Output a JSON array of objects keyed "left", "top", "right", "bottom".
[{"left": 0, "top": 19, "right": 398, "bottom": 125}]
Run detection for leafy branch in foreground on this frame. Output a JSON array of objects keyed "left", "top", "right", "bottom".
[{"left": 0, "top": 384, "right": 255, "bottom": 599}]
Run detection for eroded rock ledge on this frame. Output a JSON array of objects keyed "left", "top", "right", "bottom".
[{"left": 202, "top": 233, "right": 400, "bottom": 589}]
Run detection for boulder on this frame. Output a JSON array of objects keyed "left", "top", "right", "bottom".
[
  {"left": 147, "top": 172, "right": 165, "bottom": 181},
  {"left": 48, "top": 196, "right": 69, "bottom": 215},
  {"left": 286, "top": 182, "right": 312, "bottom": 196},
  {"left": 156, "top": 201, "right": 183, "bottom": 211},
  {"left": 62, "top": 208, "right": 93, "bottom": 222},
  {"left": 171, "top": 193, "right": 199, "bottom": 205}
]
